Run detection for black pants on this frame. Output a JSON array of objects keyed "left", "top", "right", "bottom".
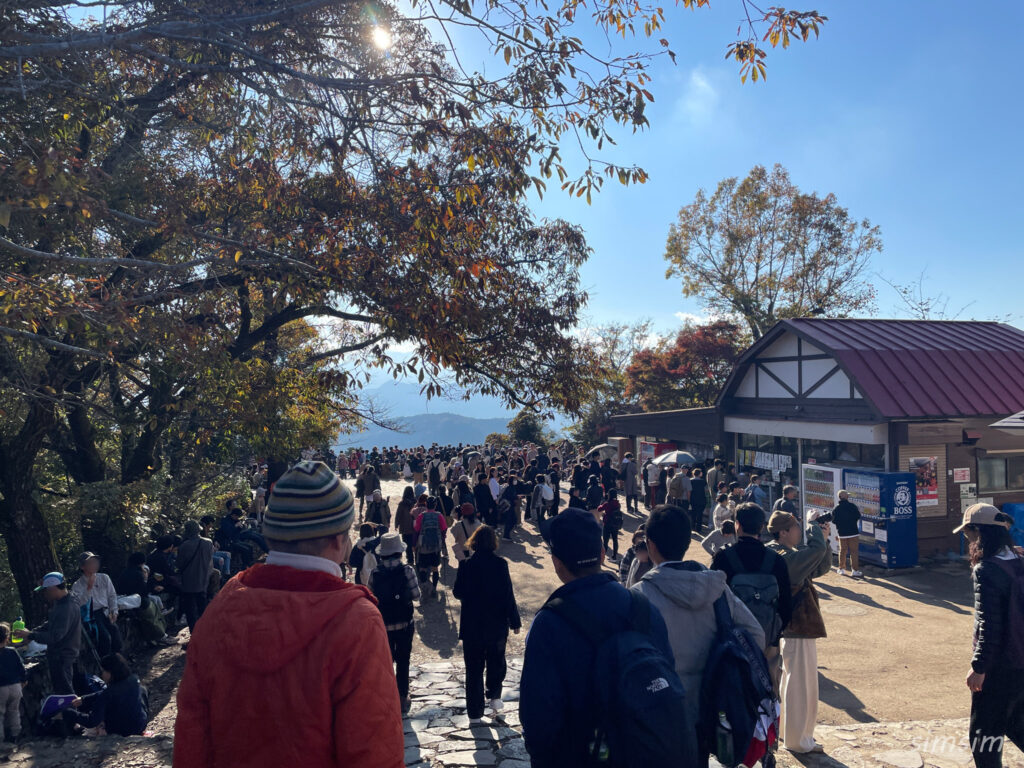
[
  {"left": 47, "top": 654, "right": 75, "bottom": 694},
  {"left": 401, "top": 533, "right": 415, "bottom": 563},
  {"left": 603, "top": 527, "right": 620, "bottom": 556},
  {"left": 387, "top": 625, "right": 414, "bottom": 700},
  {"left": 463, "top": 636, "right": 507, "bottom": 718},
  {"left": 180, "top": 591, "right": 208, "bottom": 633},
  {"left": 970, "top": 667, "right": 1024, "bottom": 768},
  {"left": 690, "top": 505, "right": 706, "bottom": 534},
  {"left": 92, "top": 611, "right": 123, "bottom": 657}
]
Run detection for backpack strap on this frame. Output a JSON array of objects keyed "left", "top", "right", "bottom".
[
  {"left": 711, "top": 593, "right": 734, "bottom": 637},
  {"left": 759, "top": 549, "right": 777, "bottom": 575}
]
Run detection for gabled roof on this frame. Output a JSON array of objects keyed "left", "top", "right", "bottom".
[{"left": 724, "top": 318, "right": 1024, "bottom": 420}]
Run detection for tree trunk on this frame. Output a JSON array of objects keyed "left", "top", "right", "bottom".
[{"left": 0, "top": 488, "right": 59, "bottom": 626}]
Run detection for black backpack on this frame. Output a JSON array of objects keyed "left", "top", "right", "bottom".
[
  {"left": 725, "top": 548, "right": 783, "bottom": 646},
  {"left": 544, "top": 590, "right": 692, "bottom": 767},
  {"left": 371, "top": 564, "right": 414, "bottom": 626},
  {"left": 429, "top": 462, "right": 441, "bottom": 484},
  {"left": 699, "top": 595, "right": 779, "bottom": 767}
]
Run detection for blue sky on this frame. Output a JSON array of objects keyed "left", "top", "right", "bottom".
[{"left": 512, "top": 1, "right": 1024, "bottom": 333}]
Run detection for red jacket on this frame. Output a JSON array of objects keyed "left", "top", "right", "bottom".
[{"left": 174, "top": 563, "right": 404, "bottom": 767}]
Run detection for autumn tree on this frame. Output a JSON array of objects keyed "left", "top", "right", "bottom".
[
  {"left": 624, "top": 320, "right": 746, "bottom": 411},
  {"left": 567, "top": 321, "right": 653, "bottom": 446},
  {"left": 664, "top": 164, "right": 881, "bottom": 339},
  {"left": 0, "top": 2, "right": 827, "bottom": 614}
]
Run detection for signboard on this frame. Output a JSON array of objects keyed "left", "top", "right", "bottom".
[
  {"left": 909, "top": 456, "right": 939, "bottom": 507},
  {"left": 737, "top": 449, "right": 793, "bottom": 474},
  {"left": 960, "top": 483, "right": 977, "bottom": 498},
  {"left": 639, "top": 441, "right": 675, "bottom": 464},
  {"left": 953, "top": 467, "right": 971, "bottom": 483}
]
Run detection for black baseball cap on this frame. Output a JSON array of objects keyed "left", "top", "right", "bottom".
[{"left": 540, "top": 507, "right": 604, "bottom": 571}]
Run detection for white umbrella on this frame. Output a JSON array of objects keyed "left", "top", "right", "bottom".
[
  {"left": 586, "top": 443, "right": 618, "bottom": 459},
  {"left": 652, "top": 450, "right": 698, "bottom": 467}
]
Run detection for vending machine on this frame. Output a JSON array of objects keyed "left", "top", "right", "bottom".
[
  {"left": 801, "top": 464, "right": 843, "bottom": 548},
  {"left": 842, "top": 469, "right": 918, "bottom": 568}
]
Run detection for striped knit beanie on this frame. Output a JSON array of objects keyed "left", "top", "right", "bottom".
[{"left": 264, "top": 461, "right": 354, "bottom": 542}]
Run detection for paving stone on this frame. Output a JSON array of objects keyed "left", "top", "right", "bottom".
[
  {"left": 405, "top": 732, "right": 446, "bottom": 747},
  {"left": 497, "top": 739, "right": 529, "bottom": 760},
  {"left": 437, "top": 750, "right": 498, "bottom": 766},
  {"left": 873, "top": 751, "right": 924, "bottom": 768},
  {"left": 436, "top": 740, "right": 493, "bottom": 753},
  {"left": 497, "top": 761, "right": 531, "bottom": 768}
]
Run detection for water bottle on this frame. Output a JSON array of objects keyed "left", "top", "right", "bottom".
[
  {"left": 11, "top": 617, "right": 25, "bottom": 645},
  {"left": 716, "top": 711, "right": 735, "bottom": 767}
]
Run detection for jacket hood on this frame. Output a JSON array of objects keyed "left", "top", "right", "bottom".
[
  {"left": 207, "top": 564, "right": 374, "bottom": 674},
  {"left": 639, "top": 562, "right": 729, "bottom": 610}
]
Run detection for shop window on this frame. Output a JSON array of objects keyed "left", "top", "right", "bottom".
[
  {"left": 779, "top": 437, "right": 798, "bottom": 456},
  {"left": 979, "top": 457, "right": 1007, "bottom": 491},
  {"left": 803, "top": 439, "right": 832, "bottom": 462},
  {"left": 757, "top": 434, "right": 775, "bottom": 452},
  {"left": 739, "top": 433, "right": 758, "bottom": 450},
  {"left": 861, "top": 444, "right": 886, "bottom": 468},
  {"left": 1008, "top": 457, "right": 1024, "bottom": 490},
  {"left": 834, "top": 442, "right": 861, "bottom": 463}
]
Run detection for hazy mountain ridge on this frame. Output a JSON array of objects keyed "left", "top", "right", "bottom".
[{"left": 336, "top": 412, "right": 508, "bottom": 450}]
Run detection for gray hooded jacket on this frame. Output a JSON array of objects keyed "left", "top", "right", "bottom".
[{"left": 631, "top": 561, "right": 765, "bottom": 728}]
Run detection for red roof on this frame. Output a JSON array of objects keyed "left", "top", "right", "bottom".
[{"left": 780, "top": 318, "right": 1024, "bottom": 419}]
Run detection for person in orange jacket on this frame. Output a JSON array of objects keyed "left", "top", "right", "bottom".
[{"left": 174, "top": 461, "right": 404, "bottom": 768}]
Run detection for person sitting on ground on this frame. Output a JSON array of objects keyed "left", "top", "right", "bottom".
[
  {"left": 72, "top": 552, "right": 122, "bottom": 657},
  {"left": 630, "top": 504, "right": 764, "bottom": 765},
  {"left": 67, "top": 653, "right": 149, "bottom": 737},
  {"left": 451, "top": 503, "right": 482, "bottom": 563},
  {"left": 598, "top": 490, "right": 623, "bottom": 561},
  {"left": 702, "top": 519, "right": 738, "bottom": 557},
  {"left": 0, "top": 622, "right": 26, "bottom": 744},
  {"left": 216, "top": 501, "right": 245, "bottom": 553},
  {"left": 116, "top": 553, "right": 173, "bottom": 646},
  {"left": 174, "top": 460, "right": 404, "bottom": 768},
  {"left": 453, "top": 525, "right": 521, "bottom": 724},
  {"left": 350, "top": 523, "right": 382, "bottom": 586},
  {"left": 200, "top": 515, "right": 231, "bottom": 579},
  {"left": 368, "top": 533, "right": 420, "bottom": 715},
  {"left": 766, "top": 510, "right": 832, "bottom": 753}
]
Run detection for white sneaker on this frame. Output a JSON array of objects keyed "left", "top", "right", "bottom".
[
  {"left": 489, "top": 698, "right": 504, "bottom": 712},
  {"left": 468, "top": 717, "right": 486, "bottom": 725},
  {"left": 851, "top": 570, "right": 863, "bottom": 578},
  {"left": 836, "top": 568, "right": 846, "bottom": 576}
]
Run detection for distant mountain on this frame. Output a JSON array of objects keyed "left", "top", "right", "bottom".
[{"left": 335, "top": 412, "right": 508, "bottom": 450}]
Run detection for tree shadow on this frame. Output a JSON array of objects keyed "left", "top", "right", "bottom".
[
  {"left": 780, "top": 748, "right": 855, "bottom": 768},
  {"left": 817, "top": 670, "right": 876, "bottom": 724},
  {"left": 815, "top": 582, "right": 913, "bottom": 618}
]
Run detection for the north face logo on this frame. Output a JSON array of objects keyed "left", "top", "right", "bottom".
[{"left": 646, "top": 677, "right": 669, "bottom": 694}]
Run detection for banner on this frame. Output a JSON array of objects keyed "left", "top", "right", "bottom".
[{"left": 909, "top": 456, "right": 939, "bottom": 507}]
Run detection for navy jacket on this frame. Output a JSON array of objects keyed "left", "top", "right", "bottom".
[
  {"left": 73, "top": 675, "right": 149, "bottom": 736},
  {"left": 452, "top": 551, "right": 521, "bottom": 644},
  {"left": 520, "top": 573, "right": 674, "bottom": 768}
]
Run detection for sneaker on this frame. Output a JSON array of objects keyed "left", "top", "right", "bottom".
[
  {"left": 851, "top": 570, "right": 863, "bottom": 578},
  {"left": 836, "top": 568, "right": 846, "bottom": 576},
  {"left": 468, "top": 717, "right": 486, "bottom": 725},
  {"left": 489, "top": 698, "right": 504, "bottom": 712}
]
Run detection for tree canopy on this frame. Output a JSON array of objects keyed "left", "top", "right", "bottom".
[
  {"left": 624, "top": 320, "right": 746, "bottom": 411},
  {"left": 664, "top": 164, "right": 881, "bottom": 339}
]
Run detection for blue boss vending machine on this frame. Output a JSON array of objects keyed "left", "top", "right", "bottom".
[{"left": 841, "top": 469, "right": 918, "bottom": 568}]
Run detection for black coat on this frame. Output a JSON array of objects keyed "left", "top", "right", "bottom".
[
  {"left": 971, "top": 555, "right": 1022, "bottom": 673},
  {"left": 452, "top": 551, "right": 521, "bottom": 644}
]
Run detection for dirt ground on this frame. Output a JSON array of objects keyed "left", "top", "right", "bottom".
[{"left": 370, "top": 478, "right": 979, "bottom": 727}]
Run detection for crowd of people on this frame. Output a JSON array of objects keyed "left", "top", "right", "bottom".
[{"left": 5, "top": 439, "right": 1021, "bottom": 768}]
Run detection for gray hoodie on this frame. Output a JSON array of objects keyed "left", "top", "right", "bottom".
[{"left": 631, "top": 561, "right": 765, "bottom": 728}]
